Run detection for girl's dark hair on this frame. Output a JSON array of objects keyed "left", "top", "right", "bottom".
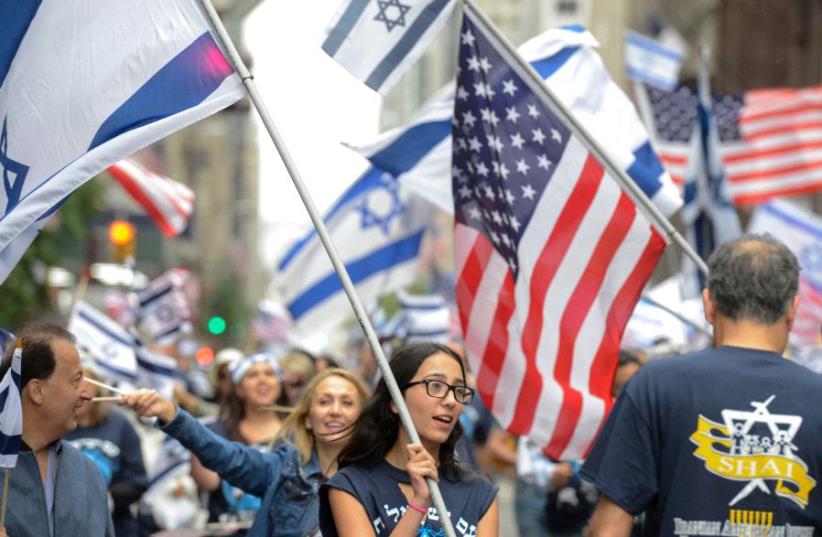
[{"left": 337, "top": 342, "right": 471, "bottom": 482}]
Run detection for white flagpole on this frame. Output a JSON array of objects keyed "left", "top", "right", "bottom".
[
  {"left": 461, "top": 0, "right": 710, "bottom": 277},
  {"left": 639, "top": 293, "right": 711, "bottom": 337},
  {"left": 195, "top": 2, "right": 458, "bottom": 535}
]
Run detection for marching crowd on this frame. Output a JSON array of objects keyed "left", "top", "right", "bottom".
[{"left": 1, "top": 233, "right": 822, "bottom": 536}]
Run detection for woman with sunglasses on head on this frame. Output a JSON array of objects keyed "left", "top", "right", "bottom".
[
  {"left": 320, "top": 342, "right": 499, "bottom": 537},
  {"left": 120, "top": 367, "right": 370, "bottom": 537}
]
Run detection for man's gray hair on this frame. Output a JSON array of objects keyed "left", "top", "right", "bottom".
[{"left": 707, "top": 233, "right": 799, "bottom": 324}]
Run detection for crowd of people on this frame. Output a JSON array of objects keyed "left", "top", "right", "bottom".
[{"left": 1, "top": 233, "right": 821, "bottom": 536}]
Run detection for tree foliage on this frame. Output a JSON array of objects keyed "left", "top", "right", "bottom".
[{"left": 0, "top": 180, "right": 105, "bottom": 328}]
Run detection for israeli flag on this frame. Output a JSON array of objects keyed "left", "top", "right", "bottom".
[
  {"left": 136, "top": 347, "right": 178, "bottom": 399},
  {"left": 0, "top": 0, "right": 245, "bottom": 283},
  {"left": 322, "top": 0, "right": 458, "bottom": 94},
  {"left": 387, "top": 290, "right": 451, "bottom": 343},
  {"left": 356, "top": 25, "right": 683, "bottom": 218},
  {"left": 0, "top": 329, "right": 14, "bottom": 354},
  {"left": 624, "top": 31, "right": 683, "bottom": 91},
  {"left": 0, "top": 341, "right": 23, "bottom": 468},
  {"left": 68, "top": 301, "right": 138, "bottom": 383},
  {"left": 681, "top": 55, "right": 741, "bottom": 294},
  {"left": 277, "top": 168, "right": 431, "bottom": 331},
  {"left": 137, "top": 271, "right": 191, "bottom": 344}
]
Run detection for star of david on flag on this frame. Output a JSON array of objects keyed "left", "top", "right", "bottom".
[
  {"left": 453, "top": 8, "right": 667, "bottom": 460},
  {"left": 374, "top": 0, "right": 412, "bottom": 32},
  {"left": 357, "top": 173, "right": 404, "bottom": 234},
  {"left": 277, "top": 168, "right": 430, "bottom": 332},
  {"left": 322, "top": 0, "right": 458, "bottom": 94}
]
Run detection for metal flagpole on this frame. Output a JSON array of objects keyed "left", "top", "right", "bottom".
[
  {"left": 461, "top": 0, "right": 710, "bottom": 277},
  {"left": 639, "top": 292, "right": 711, "bottom": 337},
  {"left": 194, "top": 2, "right": 458, "bottom": 535}
]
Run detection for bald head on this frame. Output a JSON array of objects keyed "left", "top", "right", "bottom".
[{"left": 707, "top": 234, "right": 799, "bottom": 324}]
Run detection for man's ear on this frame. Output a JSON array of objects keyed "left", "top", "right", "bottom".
[
  {"left": 702, "top": 288, "right": 716, "bottom": 326},
  {"left": 24, "top": 379, "right": 46, "bottom": 406},
  {"left": 786, "top": 295, "right": 800, "bottom": 330}
]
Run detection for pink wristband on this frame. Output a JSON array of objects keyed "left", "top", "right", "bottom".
[{"left": 408, "top": 502, "right": 428, "bottom": 514}]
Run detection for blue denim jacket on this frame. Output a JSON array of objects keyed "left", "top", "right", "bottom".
[
  {"left": 6, "top": 441, "right": 114, "bottom": 537},
  {"left": 162, "top": 409, "right": 323, "bottom": 537}
]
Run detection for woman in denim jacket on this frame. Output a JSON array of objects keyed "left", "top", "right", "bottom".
[{"left": 121, "top": 368, "right": 370, "bottom": 537}]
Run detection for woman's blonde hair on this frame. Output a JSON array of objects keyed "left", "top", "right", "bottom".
[{"left": 273, "top": 368, "right": 370, "bottom": 465}]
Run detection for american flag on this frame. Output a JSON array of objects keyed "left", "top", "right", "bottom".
[
  {"left": 107, "top": 159, "right": 194, "bottom": 237},
  {"left": 650, "top": 85, "right": 822, "bottom": 205},
  {"left": 251, "top": 300, "right": 294, "bottom": 347},
  {"left": 452, "top": 9, "right": 667, "bottom": 460}
]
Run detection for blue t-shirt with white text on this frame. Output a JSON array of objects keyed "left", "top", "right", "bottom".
[
  {"left": 581, "top": 346, "right": 822, "bottom": 536},
  {"left": 320, "top": 459, "right": 497, "bottom": 537}
]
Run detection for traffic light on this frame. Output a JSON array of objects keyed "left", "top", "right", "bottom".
[
  {"left": 207, "top": 315, "right": 227, "bottom": 335},
  {"left": 195, "top": 346, "right": 215, "bottom": 366},
  {"left": 108, "top": 220, "right": 136, "bottom": 263}
]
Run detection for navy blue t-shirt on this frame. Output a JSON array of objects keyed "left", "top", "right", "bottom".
[
  {"left": 320, "top": 460, "right": 497, "bottom": 536},
  {"left": 581, "top": 346, "right": 822, "bottom": 536}
]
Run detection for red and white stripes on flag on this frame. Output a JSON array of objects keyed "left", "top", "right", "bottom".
[
  {"left": 251, "top": 300, "right": 294, "bottom": 347},
  {"left": 453, "top": 9, "right": 667, "bottom": 461},
  {"left": 108, "top": 160, "right": 194, "bottom": 236},
  {"left": 650, "top": 85, "right": 822, "bottom": 205},
  {"left": 737, "top": 86, "right": 822, "bottom": 201},
  {"left": 795, "top": 277, "right": 822, "bottom": 348}
]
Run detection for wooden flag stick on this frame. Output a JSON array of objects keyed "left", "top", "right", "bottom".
[
  {"left": 0, "top": 468, "right": 10, "bottom": 527},
  {"left": 84, "top": 377, "right": 129, "bottom": 396},
  {"left": 91, "top": 396, "right": 122, "bottom": 403}
]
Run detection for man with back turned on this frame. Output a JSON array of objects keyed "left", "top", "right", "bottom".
[{"left": 582, "top": 234, "right": 822, "bottom": 536}]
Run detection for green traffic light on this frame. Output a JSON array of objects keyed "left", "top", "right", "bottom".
[{"left": 207, "top": 316, "right": 227, "bottom": 335}]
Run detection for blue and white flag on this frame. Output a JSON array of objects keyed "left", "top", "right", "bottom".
[
  {"left": 137, "top": 270, "right": 192, "bottom": 344},
  {"left": 136, "top": 347, "right": 178, "bottom": 399},
  {"left": 681, "top": 54, "right": 742, "bottom": 294},
  {"left": 0, "top": 340, "right": 23, "bottom": 468},
  {"left": 385, "top": 290, "right": 451, "bottom": 343},
  {"left": 277, "top": 168, "right": 431, "bottom": 331},
  {"left": 69, "top": 301, "right": 138, "bottom": 383},
  {"left": 0, "top": 329, "right": 14, "bottom": 354},
  {"left": 356, "top": 25, "right": 682, "bottom": 218},
  {"left": 624, "top": 31, "right": 683, "bottom": 91},
  {"left": 0, "top": 0, "right": 245, "bottom": 283},
  {"left": 322, "top": 0, "right": 458, "bottom": 94},
  {"left": 141, "top": 435, "right": 199, "bottom": 530}
]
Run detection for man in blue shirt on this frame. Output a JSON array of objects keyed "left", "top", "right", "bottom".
[
  {"left": 582, "top": 234, "right": 822, "bottom": 536},
  {"left": 0, "top": 323, "right": 113, "bottom": 537}
]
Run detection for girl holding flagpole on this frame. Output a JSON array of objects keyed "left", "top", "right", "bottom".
[
  {"left": 319, "top": 342, "right": 499, "bottom": 537},
  {"left": 119, "top": 367, "right": 369, "bottom": 537}
]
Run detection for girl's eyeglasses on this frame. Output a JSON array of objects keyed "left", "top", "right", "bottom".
[{"left": 403, "top": 379, "right": 475, "bottom": 404}]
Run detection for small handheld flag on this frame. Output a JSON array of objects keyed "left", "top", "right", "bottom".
[
  {"left": 0, "top": 339, "right": 23, "bottom": 468},
  {"left": 0, "top": 338, "right": 23, "bottom": 528}
]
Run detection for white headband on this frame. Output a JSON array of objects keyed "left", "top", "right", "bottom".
[{"left": 229, "top": 353, "right": 282, "bottom": 384}]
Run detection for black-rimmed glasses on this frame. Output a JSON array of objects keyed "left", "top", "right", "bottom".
[{"left": 403, "top": 379, "right": 475, "bottom": 404}]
